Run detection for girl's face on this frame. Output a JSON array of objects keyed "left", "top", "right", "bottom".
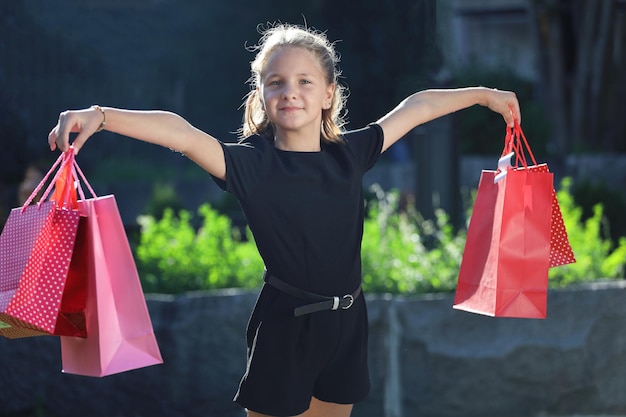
[{"left": 259, "top": 46, "right": 335, "bottom": 141}]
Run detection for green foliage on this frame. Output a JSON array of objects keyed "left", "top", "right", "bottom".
[
  {"left": 134, "top": 179, "right": 625, "bottom": 295},
  {"left": 570, "top": 179, "right": 626, "bottom": 244},
  {"left": 548, "top": 178, "right": 626, "bottom": 285},
  {"left": 135, "top": 204, "right": 264, "bottom": 294},
  {"left": 360, "top": 179, "right": 626, "bottom": 294},
  {"left": 360, "top": 185, "right": 465, "bottom": 294}
]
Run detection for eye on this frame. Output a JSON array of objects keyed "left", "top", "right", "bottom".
[
  {"left": 267, "top": 79, "right": 282, "bottom": 87},
  {"left": 299, "top": 79, "right": 312, "bottom": 85}
]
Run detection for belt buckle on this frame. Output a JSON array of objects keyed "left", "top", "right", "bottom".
[
  {"left": 341, "top": 294, "right": 354, "bottom": 310},
  {"left": 331, "top": 294, "right": 355, "bottom": 311}
]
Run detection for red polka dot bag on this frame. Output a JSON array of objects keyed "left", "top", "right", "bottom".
[
  {"left": 500, "top": 123, "right": 576, "bottom": 267},
  {"left": 454, "top": 121, "right": 575, "bottom": 319},
  {"left": 0, "top": 150, "right": 87, "bottom": 338},
  {"left": 59, "top": 151, "right": 163, "bottom": 376}
]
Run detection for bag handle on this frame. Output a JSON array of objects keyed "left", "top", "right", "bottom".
[
  {"left": 21, "top": 148, "right": 98, "bottom": 212},
  {"left": 51, "top": 148, "right": 78, "bottom": 209},
  {"left": 21, "top": 151, "right": 71, "bottom": 211},
  {"left": 502, "top": 120, "right": 537, "bottom": 168},
  {"left": 494, "top": 120, "right": 536, "bottom": 183},
  {"left": 71, "top": 155, "right": 97, "bottom": 200}
]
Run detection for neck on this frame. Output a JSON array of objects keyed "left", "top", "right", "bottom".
[{"left": 273, "top": 128, "right": 322, "bottom": 152}]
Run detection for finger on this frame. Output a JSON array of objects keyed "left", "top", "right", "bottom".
[
  {"left": 48, "top": 126, "right": 58, "bottom": 151},
  {"left": 505, "top": 110, "right": 515, "bottom": 128},
  {"left": 507, "top": 98, "right": 521, "bottom": 127},
  {"left": 55, "top": 112, "right": 72, "bottom": 152},
  {"left": 513, "top": 103, "right": 522, "bottom": 126}
]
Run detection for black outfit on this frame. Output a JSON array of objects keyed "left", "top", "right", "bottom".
[{"left": 211, "top": 123, "right": 384, "bottom": 416}]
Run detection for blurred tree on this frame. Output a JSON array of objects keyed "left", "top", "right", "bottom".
[
  {"left": 319, "top": 0, "right": 441, "bottom": 127},
  {"left": 0, "top": 100, "right": 30, "bottom": 186},
  {"left": 528, "top": 0, "right": 626, "bottom": 154},
  {"left": 451, "top": 66, "right": 552, "bottom": 156},
  {"left": 0, "top": 98, "right": 31, "bottom": 227}
]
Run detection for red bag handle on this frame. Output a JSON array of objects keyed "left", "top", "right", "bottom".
[
  {"left": 502, "top": 120, "right": 537, "bottom": 168},
  {"left": 494, "top": 120, "right": 537, "bottom": 183},
  {"left": 51, "top": 149, "right": 78, "bottom": 209}
]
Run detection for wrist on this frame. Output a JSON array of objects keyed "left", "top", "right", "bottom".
[
  {"left": 476, "top": 86, "right": 494, "bottom": 107},
  {"left": 91, "top": 105, "right": 106, "bottom": 132}
]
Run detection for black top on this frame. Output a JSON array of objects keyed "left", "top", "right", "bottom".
[{"left": 212, "top": 124, "right": 384, "bottom": 295}]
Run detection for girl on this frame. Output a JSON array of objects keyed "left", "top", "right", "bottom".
[{"left": 49, "top": 23, "right": 520, "bottom": 417}]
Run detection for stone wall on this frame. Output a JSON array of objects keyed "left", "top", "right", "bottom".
[{"left": 2, "top": 281, "right": 626, "bottom": 417}]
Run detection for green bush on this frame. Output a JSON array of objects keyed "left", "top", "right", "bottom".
[
  {"left": 360, "top": 185, "right": 465, "bottom": 293},
  {"left": 135, "top": 204, "right": 264, "bottom": 294},
  {"left": 134, "top": 179, "right": 626, "bottom": 294},
  {"left": 548, "top": 178, "right": 626, "bottom": 285},
  {"left": 570, "top": 179, "right": 626, "bottom": 244},
  {"left": 361, "top": 180, "right": 626, "bottom": 293}
]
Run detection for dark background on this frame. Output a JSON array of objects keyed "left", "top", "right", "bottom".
[{"left": 1, "top": 0, "right": 625, "bottom": 235}]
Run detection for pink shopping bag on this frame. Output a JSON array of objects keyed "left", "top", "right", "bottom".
[
  {"left": 0, "top": 150, "right": 86, "bottom": 338},
  {"left": 60, "top": 160, "right": 163, "bottom": 376}
]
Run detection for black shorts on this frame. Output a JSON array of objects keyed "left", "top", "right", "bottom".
[{"left": 234, "top": 283, "right": 370, "bottom": 416}]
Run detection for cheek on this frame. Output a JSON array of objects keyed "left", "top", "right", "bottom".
[{"left": 261, "top": 90, "right": 277, "bottom": 108}]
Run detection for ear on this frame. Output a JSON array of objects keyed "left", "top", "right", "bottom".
[{"left": 324, "top": 83, "right": 336, "bottom": 110}]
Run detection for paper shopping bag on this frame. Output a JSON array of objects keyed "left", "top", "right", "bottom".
[
  {"left": 61, "top": 193, "right": 163, "bottom": 377},
  {"left": 453, "top": 168, "right": 553, "bottom": 318},
  {"left": 454, "top": 122, "right": 556, "bottom": 318},
  {"left": 504, "top": 122, "right": 575, "bottom": 268},
  {"left": 0, "top": 151, "right": 87, "bottom": 338},
  {"left": 522, "top": 164, "right": 576, "bottom": 267}
]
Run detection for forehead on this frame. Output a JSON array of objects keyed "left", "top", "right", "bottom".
[{"left": 261, "top": 46, "right": 324, "bottom": 77}]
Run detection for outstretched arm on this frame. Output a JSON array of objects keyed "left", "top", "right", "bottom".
[
  {"left": 48, "top": 106, "right": 226, "bottom": 180},
  {"left": 376, "top": 87, "right": 521, "bottom": 153}
]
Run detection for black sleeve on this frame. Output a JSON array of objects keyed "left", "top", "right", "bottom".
[
  {"left": 209, "top": 138, "right": 264, "bottom": 198},
  {"left": 342, "top": 123, "right": 384, "bottom": 172}
]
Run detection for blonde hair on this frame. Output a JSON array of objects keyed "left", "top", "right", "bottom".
[{"left": 240, "top": 23, "right": 348, "bottom": 143}]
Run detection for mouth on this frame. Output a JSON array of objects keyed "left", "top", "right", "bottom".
[{"left": 279, "top": 106, "right": 302, "bottom": 112}]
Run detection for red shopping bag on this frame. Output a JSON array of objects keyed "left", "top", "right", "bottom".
[
  {"left": 0, "top": 150, "right": 87, "bottom": 338},
  {"left": 60, "top": 161, "right": 163, "bottom": 376},
  {"left": 505, "top": 124, "right": 575, "bottom": 268},
  {"left": 453, "top": 122, "right": 556, "bottom": 318}
]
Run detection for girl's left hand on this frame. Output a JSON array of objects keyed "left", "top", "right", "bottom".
[{"left": 485, "top": 89, "right": 521, "bottom": 127}]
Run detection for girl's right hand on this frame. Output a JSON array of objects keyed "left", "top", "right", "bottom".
[
  {"left": 48, "top": 106, "right": 105, "bottom": 154},
  {"left": 483, "top": 88, "right": 521, "bottom": 128}
]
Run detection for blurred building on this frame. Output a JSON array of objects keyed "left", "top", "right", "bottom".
[{"left": 438, "top": 0, "right": 536, "bottom": 81}]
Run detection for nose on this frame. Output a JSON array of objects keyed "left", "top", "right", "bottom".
[{"left": 281, "top": 82, "right": 297, "bottom": 100}]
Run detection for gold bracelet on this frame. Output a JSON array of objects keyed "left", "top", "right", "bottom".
[{"left": 92, "top": 105, "right": 106, "bottom": 132}]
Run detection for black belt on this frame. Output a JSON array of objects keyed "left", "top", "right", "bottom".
[{"left": 264, "top": 271, "right": 362, "bottom": 317}]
